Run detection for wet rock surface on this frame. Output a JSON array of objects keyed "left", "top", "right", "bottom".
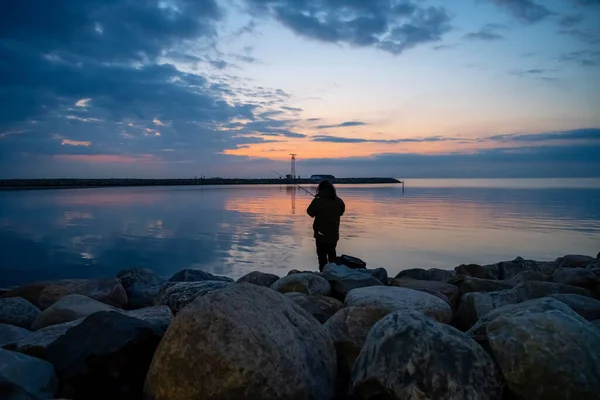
[
  {"left": 168, "top": 269, "right": 234, "bottom": 283},
  {"left": 0, "top": 348, "right": 58, "bottom": 400},
  {"left": 284, "top": 292, "right": 344, "bottom": 323},
  {"left": 153, "top": 281, "right": 231, "bottom": 314},
  {"left": 116, "top": 268, "right": 164, "bottom": 309},
  {"left": 270, "top": 272, "right": 331, "bottom": 296},
  {"left": 0, "top": 298, "right": 40, "bottom": 329},
  {"left": 235, "top": 271, "right": 280, "bottom": 287}
]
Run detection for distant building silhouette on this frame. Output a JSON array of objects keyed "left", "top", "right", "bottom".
[{"left": 310, "top": 174, "right": 335, "bottom": 181}]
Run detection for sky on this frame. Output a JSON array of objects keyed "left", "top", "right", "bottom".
[{"left": 1, "top": 0, "right": 599, "bottom": 179}]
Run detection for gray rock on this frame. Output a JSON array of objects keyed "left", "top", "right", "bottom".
[
  {"left": 235, "top": 271, "right": 280, "bottom": 287},
  {"left": 508, "top": 270, "right": 551, "bottom": 284},
  {"left": 0, "top": 348, "right": 58, "bottom": 400},
  {"left": 168, "top": 269, "right": 234, "bottom": 283},
  {"left": 321, "top": 264, "right": 382, "bottom": 299},
  {"left": 31, "top": 294, "right": 115, "bottom": 331},
  {"left": 1, "top": 278, "right": 128, "bottom": 309},
  {"left": 351, "top": 310, "right": 504, "bottom": 400},
  {"left": 553, "top": 267, "right": 600, "bottom": 290},
  {"left": 284, "top": 292, "right": 344, "bottom": 323},
  {"left": 270, "top": 273, "right": 331, "bottom": 296},
  {"left": 12, "top": 319, "right": 83, "bottom": 358},
  {"left": 455, "top": 263, "right": 499, "bottom": 280},
  {"left": 394, "top": 268, "right": 454, "bottom": 281},
  {"left": 345, "top": 286, "right": 453, "bottom": 323},
  {"left": 592, "top": 320, "right": 600, "bottom": 329},
  {"left": 448, "top": 275, "right": 515, "bottom": 295},
  {"left": 549, "top": 294, "right": 600, "bottom": 321},
  {"left": 324, "top": 307, "right": 391, "bottom": 396},
  {"left": 45, "top": 311, "right": 162, "bottom": 400},
  {"left": 355, "top": 267, "right": 388, "bottom": 284},
  {"left": 515, "top": 280, "right": 594, "bottom": 299},
  {"left": 144, "top": 283, "right": 337, "bottom": 400},
  {"left": 465, "top": 298, "right": 583, "bottom": 351},
  {"left": 124, "top": 306, "right": 173, "bottom": 335},
  {"left": 0, "top": 298, "right": 40, "bottom": 329},
  {"left": 488, "top": 305, "right": 600, "bottom": 400},
  {"left": 0, "top": 324, "right": 30, "bottom": 348},
  {"left": 116, "top": 268, "right": 164, "bottom": 309},
  {"left": 455, "top": 289, "right": 521, "bottom": 331},
  {"left": 391, "top": 278, "right": 459, "bottom": 308},
  {"left": 456, "top": 257, "right": 556, "bottom": 281},
  {"left": 154, "top": 281, "right": 231, "bottom": 314},
  {"left": 556, "top": 254, "right": 595, "bottom": 268}
]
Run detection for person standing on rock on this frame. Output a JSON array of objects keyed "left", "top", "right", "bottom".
[{"left": 307, "top": 180, "right": 345, "bottom": 271}]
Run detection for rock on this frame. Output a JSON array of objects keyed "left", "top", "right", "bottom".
[
  {"left": 45, "top": 311, "right": 162, "bottom": 400},
  {"left": 356, "top": 267, "right": 388, "bottom": 284},
  {"left": 415, "top": 288, "right": 453, "bottom": 307},
  {"left": 0, "top": 324, "right": 30, "bottom": 348},
  {"left": 351, "top": 310, "right": 504, "bottom": 400},
  {"left": 324, "top": 307, "right": 391, "bottom": 395},
  {"left": 154, "top": 281, "right": 231, "bottom": 314},
  {"left": 394, "top": 267, "right": 454, "bottom": 281},
  {"left": 116, "top": 268, "right": 164, "bottom": 309},
  {"left": 284, "top": 292, "right": 344, "bottom": 323},
  {"left": 549, "top": 294, "right": 600, "bottom": 321},
  {"left": 321, "top": 264, "right": 382, "bottom": 299},
  {"left": 31, "top": 294, "right": 115, "bottom": 331},
  {"left": 448, "top": 275, "right": 515, "bottom": 295},
  {"left": 1, "top": 279, "right": 127, "bottom": 309},
  {"left": 556, "top": 254, "right": 595, "bottom": 268},
  {"left": 516, "top": 280, "right": 594, "bottom": 299},
  {"left": 144, "top": 283, "right": 337, "bottom": 400},
  {"left": 235, "top": 271, "right": 280, "bottom": 287},
  {"left": 488, "top": 305, "right": 600, "bottom": 400},
  {"left": 12, "top": 319, "right": 83, "bottom": 358},
  {"left": 124, "top": 306, "right": 173, "bottom": 335},
  {"left": 168, "top": 269, "right": 234, "bottom": 283},
  {"left": 593, "top": 320, "right": 600, "bottom": 329},
  {"left": 553, "top": 267, "right": 600, "bottom": 290},
  {"left": 0, "top": 298, "right": 40, "bottom": 329},
  {"left": 391, "top": 278, "right": 459, "bottom": 308},
  {"left": 345, "top": 286, "right": 453, "bottom": 323},
  {"left": 455, "top": 289, "right": 521, "bottom": 331},
  {"left": 270, "top": 272, "right": 331, "bottom": 296},
  {"left": 0, "top": 348, "right": 58, "bottom": 400},
  {"left": 465, "top": 298, "right": 582, "bottom": 351},
  {"left": 455, "top": 263, "right": 498, "bottom": 280},
  {"left": 508, "top": 270, "right": 551, "bottom": 284}
]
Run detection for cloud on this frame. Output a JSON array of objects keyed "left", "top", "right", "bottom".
[
  {"left": 488, "top": 128, "right": 600, "bottom": 142},
  {"left": 559, "top": 50, "right": 600, "bottom": 66},
  {"left": 311, "top": 135, "right": 462, "bottom": 143},
  {"left": 61, "top": 139, "right": 91, "bottom": 147},
  {"left": 463, "top": 24, "right": 506, "bottom": 41},
  {"left": 509, "top": 68, "right": 558, "bottom": 82},
  {"left": 487, "top": 0, "right": 552, "bottom": 23},
  {"left": 243, "top": 0, "right": 452, "bottom": 55},
  {"left": 316, "top": 121, "right": 368, "bottom": 129},
  {"left": 75, "top": 98, "right": 92, "bottom": 107}
]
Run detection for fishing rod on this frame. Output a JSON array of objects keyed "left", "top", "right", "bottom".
[{"left": 270, "top": 170, "right": 316, "bottom": 197}]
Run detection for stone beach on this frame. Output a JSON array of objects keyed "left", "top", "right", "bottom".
[{"left": 1, "top": 253, "right": 600, "bottom": 399}]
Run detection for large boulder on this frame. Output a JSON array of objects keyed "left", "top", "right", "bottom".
[
  {"left": 345, "top": 286, "right": 453, "bottom": 323},
  {"left": 508, "top": 270, "right": 551, "bottom": 284},
  {"left": 0, "top": 298, "right": 40, "bottom": 329},
  {"left": 31, "top": 294, "right": 115, "bottom": 331},
  {"left": 394, "top": 268, "right": 454, "bottom": 281},
  {"left": 270, "top": 273, "right": 331, "bottom": 296},
  {"left": 355, "top": 267, "right": 388, "bottom": 284},
  {"left": 447, "top": 275, "right": 514, "bottom": 295},
  {"left": 168, "top": 269, "right": 234, "bottom": 283},
  {"left": 465, "top": 298, "right": 582, "bottom": 351},
  {"left": 549, "top": 294, "right": 600, "bottom": 321},
  {"left": 516, "top": 280, "right": 594, "bottom": 299},
  {"left": 455, "top": 264, "right": 499, "bottom": 280},
  {"left": 456, "top": 257, "right": 556, "bottom": 281},
  {"left": 455, "top": 289, "right": 521, "bottom": 331},
  {"left": 324, "top": 307, "right": 391, "bottom": 396},
  {"left": 321, "top": 264, "right": 382, "bottom": 299},
  {"left": 391, "top": 278, "right": 459, "bottom": 308},
  {"left": 351, "top": 310, "right": 504, "bottom": 400},
  {"left": 488, "top": 305, "right": 600, "bottom": 399},
  {"left": 284, "top": 292, "right": 344, "bottom": 323},
  {"left": 0, "top": 348, "right": 58, "bottom": 400},
  {"left": 154, "top": 281, "right": 231, "bottom": 314},
  {"left": 556, "top": 254, "right": 595, "bottom": 268},
  {"left": 144, "top": 283, "right": 337, "bottom": 400},
  {"left": 45, "top": 311, "right": 162, "bottom": 400},
  {"left": 124, "top": 306, "right": 173, "bottom": 335},
  {"left": 11, "top": 319, "right": 83, "bottom": 358},
  {"left": 235, "top": 271, "right": 280, "bottom": 287},
  {"left": 1, "top": 278, "right": 127, "bottom": 309},
  {"left": 116, "top": 268, "right": 164, "bottom": 309},
  {"left": 553, "top": 267, "right": 600, "bottom": 290},
  {"left": 0, "top": 324, "right": 30, "bottom": 348}
]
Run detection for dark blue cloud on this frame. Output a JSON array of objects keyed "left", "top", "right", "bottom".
[
  {"left": 311, "top": 135, "right": 459, "bottom": 143},
  {"left": 488, "top": 0, "right": 552, "bottom": 23},
  {"left": 244, "top": 0, "right": 452, "bottom": 55},
  {"left": 489, "top": 128, "right": 600, "bottom": 142},
  {"left": 316, "top": 121, "right": 368, "bottom": 129},
  {"left": 463, "top": 24, "right": 505, "bottom": 41},
  {"left": 559, "top": 50, "right": 600, "bottom": 66}
]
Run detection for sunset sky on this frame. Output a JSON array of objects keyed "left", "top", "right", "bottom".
[{"left": 1, "top": 0, "right": 599, "bottom": 178}]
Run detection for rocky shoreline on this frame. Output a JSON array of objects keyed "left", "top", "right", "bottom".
[{"left": 1, "top": 253, "right": 600, "bottom": 399}]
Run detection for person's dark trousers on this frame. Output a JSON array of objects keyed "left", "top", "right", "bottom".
[{"left": 316, "top": 238, "right": 337, "bottom": 271}]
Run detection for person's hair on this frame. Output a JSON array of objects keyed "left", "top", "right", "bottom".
[{"left": 317, "top": 180, "right": 337, "bottom": 199}]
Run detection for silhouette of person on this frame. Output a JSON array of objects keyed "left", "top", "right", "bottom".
[{"left": 307, "top": 180, "right": 345, "bottom": 271}]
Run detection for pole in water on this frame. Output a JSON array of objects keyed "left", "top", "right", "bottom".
[{"left": 270, "top": 170, "right": 315, "bottom": 197}]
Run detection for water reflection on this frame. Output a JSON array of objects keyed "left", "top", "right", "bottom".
[{"left": 0, "top": 181, "right": 599, "bottom": 287}]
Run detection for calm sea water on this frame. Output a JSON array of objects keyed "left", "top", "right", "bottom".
[{"left": 1, "top": 178, "right": 599, "bottom": 287}]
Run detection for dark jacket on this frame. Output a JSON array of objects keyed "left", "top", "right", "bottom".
[{"left": 307, "top": 196, "right": 345, "bottom": 243}]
